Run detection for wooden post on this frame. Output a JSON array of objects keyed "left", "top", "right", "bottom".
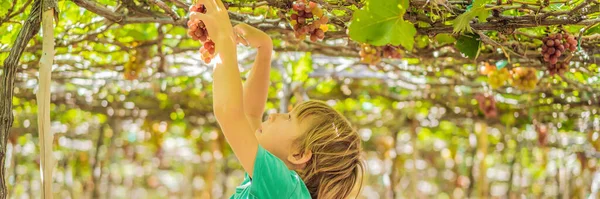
[
  {"left": 37, "top": 0, "right": 57, "bottom": 198},
  {"left": 476, "top": 123, "right": 488, "bottom": 198}
]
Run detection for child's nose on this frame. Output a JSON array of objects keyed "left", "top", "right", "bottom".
[{"left": 268, "top": 114, "right": 276, "bottom": 122}]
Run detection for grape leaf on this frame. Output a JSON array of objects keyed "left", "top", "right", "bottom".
[
  {"left": 585, "top": 24, "right": 600, "bottom": 35},
  {"left": 434, "top": 33, "right": 456, "bottom": 45},
  {"left": 348, "top": 0, "right": 416, "bottom": 49},
  {"left": 456, "top": 33, "right": 481, "bottom": 59},
  {"left": 452, "top": 0, "right": 491, "bottom": 34}
]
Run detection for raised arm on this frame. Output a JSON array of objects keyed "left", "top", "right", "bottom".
[
  {"left": 190, "top": 0, "right": 259, "bottom": 176},
  {"left": 234, "top": 24, "right": 273, "bottom": 132}
]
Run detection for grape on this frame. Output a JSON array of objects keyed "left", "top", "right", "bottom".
[
  {"left": 549, "top": 57, "right": 558, "bottom": 64},
  {"left": 293, "top": 3, "right": 303, "bottom": 11},
  {"left": 319, "top": 24, "right": 328, "bottom": 32},
  {"left": 310, "top": 34, "right": 318, "bottom": 42},
  {"left": 554, "top": 50, "right": 561, "bottom": 57},
  {"left": 309, "top": 2, "right": 317, "bottom": 9},
  {"left": 320, "top": 16, "right": 329, "bottom": 23},
  {"left": 298, "top": 17, "right": 306, "bottom": 24},
  {"left": 290, "top": 0, "right": 328, "bottom": 41},
  {"left": 315, "top": 28, "right": 324, "bottom": 38},
  {"left": 557, "top": 44, "right": 565, "bottom": 51},
  {"left": 188, "top": 3, "right": 224, "bottom": 64}
]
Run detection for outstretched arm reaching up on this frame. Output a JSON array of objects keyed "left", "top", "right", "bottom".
[
  {"left": 234, "top": 23, "right": 273, "bottom": 132},
  {"left": 190, "top": 0, "right": 259, "bottom": 176}
]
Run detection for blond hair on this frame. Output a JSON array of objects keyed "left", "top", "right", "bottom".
[{"left": 292, "top": 100, "right": 364, "bottom": 199}]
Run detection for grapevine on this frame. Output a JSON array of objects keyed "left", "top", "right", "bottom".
[
  {"left": 290, "top": 0, "right": 329, "bottom": 42},
  {"left": 188, "top": 4, "right": 216, "bottom": 64}
]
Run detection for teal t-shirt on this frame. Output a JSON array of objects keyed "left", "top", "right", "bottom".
[{"left": 230, "top": 145, "right": 311, "bottom": 199}]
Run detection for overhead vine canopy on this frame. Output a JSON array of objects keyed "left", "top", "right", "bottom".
[{"left": 2, "top": 0, "right": 600, "bottom": 198}]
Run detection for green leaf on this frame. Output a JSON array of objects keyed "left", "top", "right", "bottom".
[
  {"left": 348, "top": 0, "right": 416, "bottom": 49},
  {"left": 585, "top": 24, "right": 600, "bottom": 35},
  {"left": 456, "top": 34, "right": 481, "bottom": 59},
  {"left": 0, "top": 1, "right": 10, "bottom": 16},
  {"left": 416, "top": 35, "right": 429, "bottom": 49},
  {"left": 453, "top": 7, "right": 489, "bottom": 34},
  {"left": 434, "top": 33, "right": 456, "bottom": 45}
]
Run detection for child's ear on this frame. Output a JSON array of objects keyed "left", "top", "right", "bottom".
[{"left": 287, "top": 150, "right": 312, "bottom": 167}]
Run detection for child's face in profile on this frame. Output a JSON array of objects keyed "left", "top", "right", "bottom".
[{"left": 255, "top": 108, "right": 311, "bottom": 167}]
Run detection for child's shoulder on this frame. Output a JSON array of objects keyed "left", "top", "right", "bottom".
[{"left": 237, "top": 146, "right": 312, "bottom": 198}]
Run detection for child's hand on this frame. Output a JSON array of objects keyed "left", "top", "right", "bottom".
[
  {"left": 233, "top": 23, "right": 272, "bottom": 49},
  {"left": 189, "top": 0, "right": 234, "bottom": 43}
]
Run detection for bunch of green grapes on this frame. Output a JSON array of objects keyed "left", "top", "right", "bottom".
[
  {"left": 510, "top": 67, "right": 538, "bottom": 91},
  {"left": 487, "top": 67, "right": 510, "bottom": 89}
]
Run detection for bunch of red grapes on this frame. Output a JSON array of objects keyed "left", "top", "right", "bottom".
[
  {"left": 381, "top": 45, "right": 402, "bottom": 59},
  {"left": 541, "top": 32, "right": 577, "bottom": 75},
  {"left": 535, "top": 123, "right": 548, "bottom": 147},
  {"left": 474, "top": 94, "right": 498, "bottom": 119},
  {"left": 188, "top": 4, "right": 216, "bottom": 64},
  {"left": 359, "top": 44, "right": 403, "bottom": 65},
  {"left": 290, "top": 0, "right": 329, "bottom": 42}
]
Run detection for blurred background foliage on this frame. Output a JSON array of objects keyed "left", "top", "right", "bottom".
[{"left": 1, "top": 0, "right": 600, "bottom": 198}]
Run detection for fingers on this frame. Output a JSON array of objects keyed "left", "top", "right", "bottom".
[
  {"left": 235, "top": 33, "right": 249, "bottom": 46},
  {"left": 233, "top": 24, "right": 250, "bottom": 46},
  {"left": 189, "top": 12, "right": 212, "bottom": 26},
  {"left": 233, "top": 24, "right": 248, "bottom": 36}
]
